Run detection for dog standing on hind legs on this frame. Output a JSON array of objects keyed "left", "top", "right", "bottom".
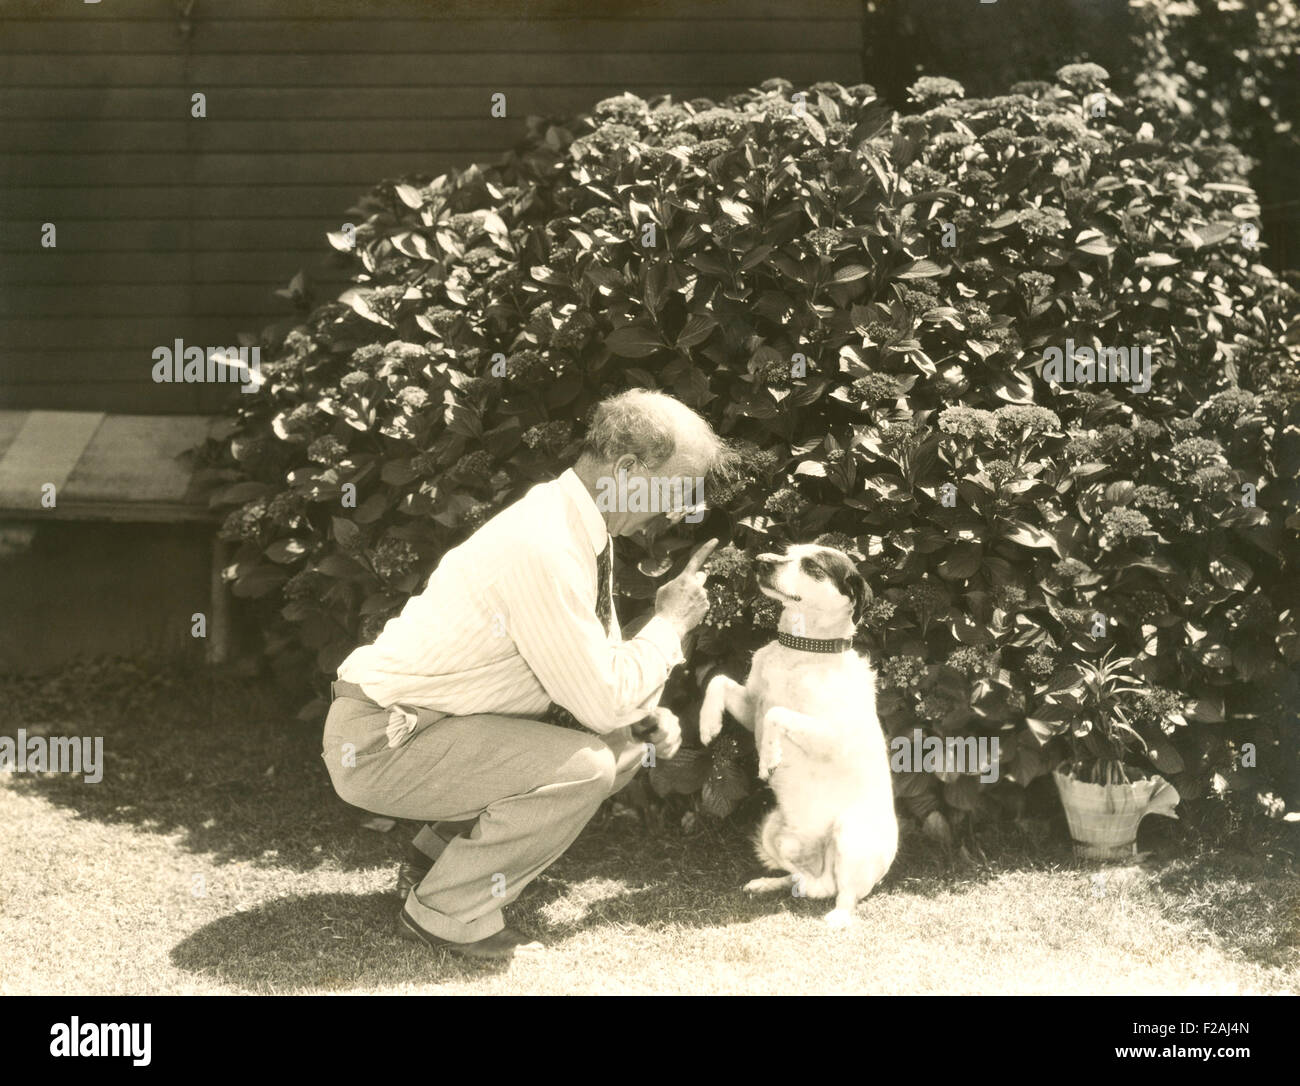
[{"left": 699, "top": 543, "right": 898, "bottom": 928}]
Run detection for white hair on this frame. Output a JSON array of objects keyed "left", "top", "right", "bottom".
[{"left": 578, "top": 388, "right": 735, "bottom": 479}]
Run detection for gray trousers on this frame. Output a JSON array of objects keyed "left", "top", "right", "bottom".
[{"left": 322, "top": 686, "right": 645, "bottom": 943}]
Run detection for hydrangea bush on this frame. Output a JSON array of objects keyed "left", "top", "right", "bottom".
[{"left": 205, "top": 68, "right": 1300, "bottom": 830}]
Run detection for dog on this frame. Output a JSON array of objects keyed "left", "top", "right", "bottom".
[{"left": 699, "top": 543, "right": 898, "bottom": 927}]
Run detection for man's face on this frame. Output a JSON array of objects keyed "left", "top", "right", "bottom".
[{"left": 604, "top": 451, "right": 705, "bottom": 542}]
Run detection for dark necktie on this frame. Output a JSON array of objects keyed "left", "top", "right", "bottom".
[
  {"left": 544, "top": 537, "right": 613, "bottom": 730},
  {"left": 594, "top": 536, "right": 613, "bottom": 635}
]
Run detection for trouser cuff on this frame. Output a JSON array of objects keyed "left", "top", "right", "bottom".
[{"left": 401, "top": 893, "right": 505, "bottom": 944}]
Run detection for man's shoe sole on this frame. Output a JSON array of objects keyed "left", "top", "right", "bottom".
[
  {"left": 396, "top": 908, "right": 452, "bottom": 949},
  {"left": 395, "top": 910, "right": 536, "bottom": 961}
]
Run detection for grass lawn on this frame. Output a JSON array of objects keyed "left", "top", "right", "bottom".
[{"left": 2, "top": 661, "right": 1297, "bottom": 995}]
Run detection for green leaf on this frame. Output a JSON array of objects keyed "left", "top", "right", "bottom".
[
  {"left": 1025, "top": 717, "right": 1067, "bottom": 745},
  {"left": 605, "top": 324, "right": 665, "bottom": 358},
  {"left": 1145, "top": 739, "right": 1185, "bottom": 775},
  {"left": 1185, "top": 696, "right": 1224, "bottom": 723},
  {"left": 1004, "top": 522, "right": 1059, "bottom": 552},
  {"left": 938, "top": 541, "right": 983, "bottom": 580},
  {"left": 717, "top": 196, "right": 753, "bottom": 223},
  {"left": 951, "top": 612, "right": 995, "bottom": 645},
  {"left": 1074, "top": 229, "right": 1116, "bottom": 256},
  {"left": 1185, "top": 222, "right": 1235, "bottom": 249},
  {"left": 529, "top": 265, "right": 567, "bottom": 287},
  {"left": 676, "top": 313, "right": 718, "bottom": 349},
  {"left": 394, "top": 183, "right": 424, "bottom": 208},
  {"left": 893, "top": 258, "right": 944, "bottom": 279},
  {"left": 648, "top": 746, "right": 709, "bottom": 796},
  {"left": 1006, "top": 741, "right": 1049, "bottom": 785},
  {"left": 265, "top": 538, "right": 308, "bottom": 564},
  {"left": 230, "top": 564, "right": 288, "bottom": 599},
  {"left": 381, "top": 459, "right": 419, "bottom": 486},
  {"left": 337, "top": 288, "right": 392, "bottom": 327},
  {"left": 1208, "top": 554, "right": 1252, "bottom": 591},
  {"left": 331, "top": 517, "right": 362, "bottom": 550}
]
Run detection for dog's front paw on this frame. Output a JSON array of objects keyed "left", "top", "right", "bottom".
[
  {"left": 698, "top": 704, "right": 723, "bottom": 746},
  {"left": 825, "top": 908, "right": 855, "bottom": 929},
  {"left": 757, "top": 730, "right": 782, "bottom": 780}
]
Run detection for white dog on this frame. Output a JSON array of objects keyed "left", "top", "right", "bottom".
[{"left": 699, "top": 543, "right": 898, "bottom": 927}]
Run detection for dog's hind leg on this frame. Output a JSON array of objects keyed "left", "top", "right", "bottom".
[
  {"left": 700, "top": 673, "right": 752, "bottom": 745},
  {"left": 743, "top": 875, "right": 795, "bottom": 895},
  {"left": 824, "top": 822, "right": 893, "bottom": 928}
]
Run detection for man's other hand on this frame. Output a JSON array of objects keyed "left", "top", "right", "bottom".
[
  {"left": 654, "top": 538, "right": 717, "bottom": 640},
  {"left": 632, "top": 706, "right": 682, "bottom": 760}
]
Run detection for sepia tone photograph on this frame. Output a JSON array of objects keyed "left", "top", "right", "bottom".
[{"left": 0, "top": 0, "right": 1297, "bottom": 1024}]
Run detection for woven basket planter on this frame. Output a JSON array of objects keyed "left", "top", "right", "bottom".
[{"left": 1052, "top": 770, "right": 1181, "bottom": 861}]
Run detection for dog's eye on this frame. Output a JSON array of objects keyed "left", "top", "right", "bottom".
[{"left": 799, "top": 557, "right": 827, "bottom": 579}]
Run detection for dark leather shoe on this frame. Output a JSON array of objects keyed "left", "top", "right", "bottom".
[
  {"left": 396, "top": 909, "right": 544, "bottom": 960},
  {"left": 395, "top": 858, "right": 431, "bottom": 901}
]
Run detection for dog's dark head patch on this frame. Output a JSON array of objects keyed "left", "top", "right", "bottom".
[{"left": 799, "top": 547, "right": 870, "bottom": 625}]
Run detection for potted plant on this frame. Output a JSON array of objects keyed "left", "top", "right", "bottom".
[{"left": 1028, "top": 649, "right": 1180, "bottom": 860}]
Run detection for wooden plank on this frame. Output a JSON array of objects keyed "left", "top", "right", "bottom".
[
  {"left": 0, "top": 283, "right": 327, "bottom": 318},
  {"left": 62, "top": 413, "right": 216, "bottom": 506},
  {"left": 0, "top": 151, "right": 506, "bottom": 186},
  {"left": 0, "top": 412, "right": 29, "bottom": 463},
  {"left": 1, "top": 17, "right": 860, "bottom": 53},
  {"left": 0, "top": 250, "right": 349, "bottom": 283},
  {"left": 0, "top": 218, "right": 371, "bottom": 252},
  {"left": 2, "top": 499, "right": 217, "bottom": 523},
  {"left": 0, "top": 316, "right": 306, "bottom": 351},
  {"left": 0, "top": 410, "right": 105, "bottom": 512},
  {"left": 0, "top": 119, "right": 527, "bottom": 154},
  {"left": 0, "top": 85, "right": 774, "bottom": 121},
  {"left": 0, "top": 380, "right": 225, "bottom": 415},
  {"left": 1, "top": 0, "right": 170, "bottom": 16},
  {"left": 2, "top": 0, "right": 858, "bottom": 20},
  {"left": 0, "top": 51, "right": 860, "bottom": 86},
  {"left": 0, "top": 184, "right": 368, "bottom": 218}
]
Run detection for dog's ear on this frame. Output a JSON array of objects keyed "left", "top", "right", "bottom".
[{"left": 845, "top": 569, "right": 870, "bottom": 626}]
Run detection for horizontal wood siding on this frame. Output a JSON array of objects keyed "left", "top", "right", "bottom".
[{"left": 0, "top": 0, "right": 864, "bottom": 413}]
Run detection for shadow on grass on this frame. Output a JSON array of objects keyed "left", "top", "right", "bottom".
[
  {"left": 0, "top": 659, "right": 1080, "bottom": 888},
  {"left": 166, "top": 816, "right": 889, "bottom": 992},
  {"left": 10, "top": 660, "right": 1297, "bottom": 988},
  {"left": 169, "top": 891, "right": 516, "bottom": 990},
  {"left": 0, "top": 661, "right": 393, "bottom": 874}
]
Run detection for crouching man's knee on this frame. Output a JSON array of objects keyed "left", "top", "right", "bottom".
[{"left": 565, "top": 741, "right": 619, "bottom": 797}]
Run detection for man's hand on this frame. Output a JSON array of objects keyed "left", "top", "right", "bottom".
[
  {"left": 632, "top": 706, "right": 683, "bottom": 760},
  {"left": 654, "top": 538, "right": 717, "bottom": 641}
]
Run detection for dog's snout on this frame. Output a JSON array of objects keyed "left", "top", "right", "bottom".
[{"left": 754, "top": 555, "right": 779, "bottom": 573}]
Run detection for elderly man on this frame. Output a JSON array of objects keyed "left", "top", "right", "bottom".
[{"left": 322, "top": 389, "right": 731, "bottom": 960}]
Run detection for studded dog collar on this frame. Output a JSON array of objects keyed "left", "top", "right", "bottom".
[{"left": 777, "top": 631, "right": 854, "bottom": 653}]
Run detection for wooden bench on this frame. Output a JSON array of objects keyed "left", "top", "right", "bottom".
[{"left": 0, "top": 410, "right": 231, "bottom": 662}]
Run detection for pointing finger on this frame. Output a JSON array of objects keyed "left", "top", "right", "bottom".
[{"left": 682, "top": 538, "right": 719, "bottom": 575}]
